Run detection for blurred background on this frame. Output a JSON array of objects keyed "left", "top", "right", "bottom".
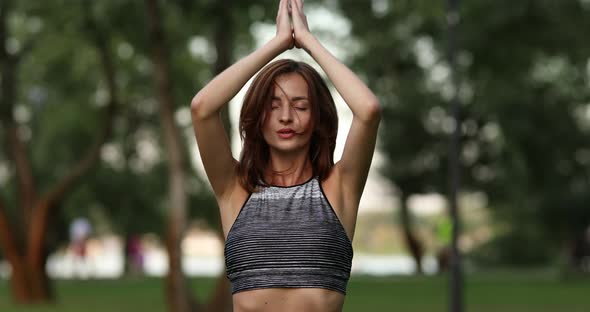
[{"left": 1, "top": 0, "right": 589, "bottom": 311}]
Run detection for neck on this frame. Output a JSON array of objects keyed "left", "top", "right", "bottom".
[{"left": 265, "top": 148, "right": 313, "bottom": 186}]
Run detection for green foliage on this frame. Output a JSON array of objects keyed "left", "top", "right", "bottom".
[
  {"left": 2, "top": 0, "right": 292, "bottom": 247},
  {"left": 338, "top": 0, "right": 590, "bottom": 265},
  {"left": 468, "top": 230, "right": 555, "bottom": 267},
  {"left": 1, "top": 0, "right": 247, "bottom": 245},
  {"left": 4, "top": 0, "right": 588, "bottom": 270}
]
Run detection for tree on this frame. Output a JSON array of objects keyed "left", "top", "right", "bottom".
[
  {"left": 144, "top": 0, "right": 198, "bottom": 311},
  {"left": 336, "top": 0, "right": 449, "bottom": 272},
  {"left": 338, "top": 0, "right": 590, "bottom": 268},
  {"left": 0, "top": 1, "right": 118, "bottom": 302},
  {"left": 460, "top": 0, "right": 590, "bottom": 266}
]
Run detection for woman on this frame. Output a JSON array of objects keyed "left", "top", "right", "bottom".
[{"left": 191, "top": 0, "right": 380, "bottom": 311}]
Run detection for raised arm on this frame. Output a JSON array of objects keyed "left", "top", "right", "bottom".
[
  {"left": 191, "top": 0, "right": 293, "bottom": 198},
  {"left": 291, "top": 0, "right": 381, "bottom": 200}
]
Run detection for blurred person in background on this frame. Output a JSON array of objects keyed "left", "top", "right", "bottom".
[
  {"left": 126, "top": 234, "right": 145, "bottom": 275},
  {"left": 68, "top": 217, "right": 92, "bottom": 278}
]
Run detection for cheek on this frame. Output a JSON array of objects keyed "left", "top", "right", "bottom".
[
  {"left": 261, "top": 118, "right": 271, "bottom": 138},
  {"left": 300, "top": 112, "right": 313, "bottom": 132},
  {"left": 261, "top": 112, "right": 276, "bottom": 142},
  {"left": 261, "top": 111, "right": 272, "bottom": 129}
]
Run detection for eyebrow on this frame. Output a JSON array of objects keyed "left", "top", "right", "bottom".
[
  {"left": 272, "top": 81, "right": 309, "bottom": 102},
  {"left": 271, "top": 95, "right": 309, "bottom": 101}
]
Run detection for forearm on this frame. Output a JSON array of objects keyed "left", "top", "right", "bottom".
[
  {"left": 304, "top": 36, "right": 381, "bottom": 122},
  {"left": 191, "top": 38, "right": 287, "bottom": 119}
]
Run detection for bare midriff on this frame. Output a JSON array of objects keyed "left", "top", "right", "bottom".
[{"left": 232, "top": 287, "right": 345, "bottom": 312}]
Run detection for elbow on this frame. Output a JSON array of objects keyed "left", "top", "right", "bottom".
[
  {"left": 363, "top": 98, "right": 382, "bottom": 124},
  {"left": 190, "top": 93, "right": 208, "bottom": 121}
]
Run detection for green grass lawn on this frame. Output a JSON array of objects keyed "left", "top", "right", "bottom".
[{"left": 1, "top": 272, "right": 589, "bottom": 312}]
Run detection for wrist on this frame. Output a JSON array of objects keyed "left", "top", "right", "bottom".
[
  {"left": 271, "top": 35, "right": 292, "bottom": 53},
  {"left": 298, "top": 33, "right": 317, "bottom": 53},
  {"left": 299, "top": 33, "right": 319, "bottom": 55}
]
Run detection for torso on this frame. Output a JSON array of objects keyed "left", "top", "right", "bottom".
[
  {"left": 232, "top": 288, "right": 345, "bottom": 312},
  {"left": 221, "top": 165, "right": 355, "bottom": 242},
  {"left": 218, "top": 165, "right": 358, "bottom": 312}
]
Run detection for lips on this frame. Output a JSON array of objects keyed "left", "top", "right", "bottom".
[{"left": 277, "top": 128, "right": 296, "bottom": 139}]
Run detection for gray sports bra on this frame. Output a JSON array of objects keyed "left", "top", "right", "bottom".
[{"left": 224, "top": 177, "right": 353, "bottom": 294}]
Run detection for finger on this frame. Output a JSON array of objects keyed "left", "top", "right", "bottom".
[
  {"left": 276, "top": 0, "right": 281, "bottom": 21},
  {"left": 291, "top": 0, "right": 307, "bottom": 29},
  {"left": 278, "top": 0, "right": 289, "bottom": 24},
  {"left": 291, "top": 0, "right": 305, "bottom": 21},
  {"left": 293, "top": 0, "right": 304, "bottom": 12},
  {"left": 278, "top": 0, "right": 285, "bottom": 18},
  {"left": 290, "top": 0, "right": 300, "bottom": 20}
]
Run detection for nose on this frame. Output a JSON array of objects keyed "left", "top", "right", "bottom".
[{"left": 279, "top": 105, "right": 293, "bottom": 123}]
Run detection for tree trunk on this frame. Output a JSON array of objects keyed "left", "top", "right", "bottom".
[
  {"left": 172, "top": 1, "right": 237, "bottom": 307},
  {"left": 0, "top": 3, "right": 118, "bottom": 304},
  {"left": 0, "top": 201, "right": 32, "bottom": 303},
  {"left": 26, "top": 200, "right": 53, "bottom": 301},
  {"left": 144, "top": 1, "right": 198, "bottom": 311},
  {"left": 213, "top": 0, "right": 234, "bottom": 137},
  {"left": 9, "top": 259, "right": 32, "bottom": 303},
  {"left": 399, "top": 193, "right": 424, "bottom": 274},
  {"left": 568, "top": 229, "right": 590, "bottom": 272},
  {"left": 0, "top": 0, "right": 52, "bottom": 302},
  {"left": 205, "top": 271, "right": 233, "bottom": 312},
  {"left": 204, "top": 2, "right": 235, "bottom": 312}
]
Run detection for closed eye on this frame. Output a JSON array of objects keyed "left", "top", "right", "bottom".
[
  {"left": 292, "top": 99, "right": 309, "bottom": 111},
  {"left": 270, "top": 99, "right": 280, "bottom": 110}
]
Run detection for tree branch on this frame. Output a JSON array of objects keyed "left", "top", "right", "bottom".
[
  {"left": 0, "top": 0, "right": 37, "bottom": 231},
  {"left": 43, "top": 8, "right": 118, "bottom": 208},
  {"left": 213, "top": 0, "right": 234, "bottom": 135},
  {"left": 145, "top": 1, "right": 198, "bottom": 311}
]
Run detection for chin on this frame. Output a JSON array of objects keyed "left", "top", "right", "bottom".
[
  {"left": 271, "top": 145, "right": 305, "bottom": 154},
  {"left": 268, "top": 141, "right": 310, "bottom": 154}
]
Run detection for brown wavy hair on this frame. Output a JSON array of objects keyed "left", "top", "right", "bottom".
[{"left": 237, "top": 59, "right": 338, "bottom": 192}]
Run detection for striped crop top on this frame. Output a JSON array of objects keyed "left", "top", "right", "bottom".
[{"left": 224, "top": 177, "right": 353, "bottom": 295}]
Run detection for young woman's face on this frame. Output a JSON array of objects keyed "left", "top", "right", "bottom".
[{"left": 262, "top": 72, "right": 313, "bottom": 155}]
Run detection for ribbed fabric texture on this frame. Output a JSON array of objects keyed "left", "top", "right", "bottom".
[{"left": 224, "top": 177, "right": 353, "bottom": 295}]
